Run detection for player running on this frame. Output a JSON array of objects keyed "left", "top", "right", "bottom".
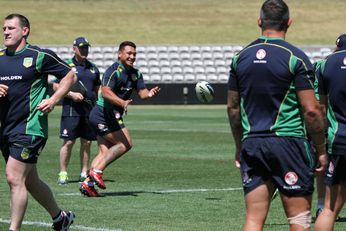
[
  {"left": 0, "top": 13, "right": 76, "bottom": 231},
  {"left": 80, "top": 41, "right": 160, "bottom": 197}
]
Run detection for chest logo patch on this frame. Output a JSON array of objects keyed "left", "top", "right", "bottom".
[
  {"left": 23, "top": 57, "right": 33, "bottom": 68},
  {"left": 90, "top": 68, "right": 95, "bottom": 74},
  {"left": 343, "top": 57, "right": 346, "bottom": 66}
]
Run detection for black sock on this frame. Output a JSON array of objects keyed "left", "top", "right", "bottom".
[{"left": 52, "top": 210, "right": 62, "bottom": 221}]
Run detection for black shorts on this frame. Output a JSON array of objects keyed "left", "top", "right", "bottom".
[
  {"left": 60, "top": 116, "right": 97, "bottom": 141},
  {"left": 1, "top": 134, "right": 47, "bottom": 164},
  {"left": 325, "top": 155, "right": 346, "bottom": 187},
  {"left": 89, "top": 105, "right": 125, "bottom": 137},
  {"left": 240, "top": 136, "right": 316, "bottom": 196}
]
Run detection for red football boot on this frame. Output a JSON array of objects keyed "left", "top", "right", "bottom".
[
  {"left": 79, "top": 181, "right": 100, "bottom": 197},
  {"left": 89, "top": 168, "right": 106, "bottom": 189}
]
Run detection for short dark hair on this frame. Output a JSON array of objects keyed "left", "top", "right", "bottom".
[
  {"left": 260, "top": 0, "right": 289, "bottom": 32},
  {"left": 118, "top": 41, "right": 136, "bottom": 52},
  {"left": 5, "top": 13, "right": 30, "bottom": 37}
]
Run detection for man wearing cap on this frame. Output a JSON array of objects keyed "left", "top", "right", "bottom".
[
  {"left": 314, "top": 34, "right": 346, "bottom": 230},
  {"left": 53, "top": 37, "right": 101, "bottom": 185}
]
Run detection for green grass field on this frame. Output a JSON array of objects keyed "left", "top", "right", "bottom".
[
  {"left": 0, "top": 0, "right": 346, "bottom": 230},
  {"left": 0, "top": 106, "right": 345, "bottom": 230}
]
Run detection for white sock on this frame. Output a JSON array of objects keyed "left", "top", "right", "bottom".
[{"left": 94, "top": 168, "right": 103, "bottom": 173}]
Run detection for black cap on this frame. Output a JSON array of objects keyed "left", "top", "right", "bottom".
[
  {"left": 336, "top": 34, "right": 346, "bottom": 48},
  {"left": 73, "top": 37, "right": 90, "bottom": 47}
]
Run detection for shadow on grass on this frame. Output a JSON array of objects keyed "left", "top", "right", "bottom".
[
  {"left": 100, "top": 191, "right": 224, "bottom": 200},
  {"left": 101, "top": 190, "right": 190, "bottom": 197},
  {"left": 102, "top": 191, "right": 144, "bottom": 197},
  {"left": 264, "top": 223, "right": 287, "bottom": 228}
]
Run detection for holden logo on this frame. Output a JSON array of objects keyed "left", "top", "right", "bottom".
[
  {"left": 284, "top": 171, "right": 298, "bottom": 185},
  {"left": 256, "top": 49, "right": 266, "bottom": 60}
]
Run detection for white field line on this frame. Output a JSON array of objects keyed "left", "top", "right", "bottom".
[
  {"left": 60, "top": 187, "right": 242, "bottom": 196},
  {"left": 0, "top": 188, "right": 241, "bottom": 230},
  {"left": 0, "top": 218, "right": 122, "bottom": 231}
]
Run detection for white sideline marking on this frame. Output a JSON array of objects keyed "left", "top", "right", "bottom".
[
  {"left": 60, "top": 187, "right": 242, "bottom": 196},
  {"left": 0, "top": 218, "right": 122, "bottom": 231},
  {"left": 156, "top": 187, "right": 242, "bottom": 193},
  {"left": 0, "top": 188, "right": 241, "bottom": 230}
]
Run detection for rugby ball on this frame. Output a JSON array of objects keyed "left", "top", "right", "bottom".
[{"left": 195, "top": 81, "right": 214, "bottom": 103}]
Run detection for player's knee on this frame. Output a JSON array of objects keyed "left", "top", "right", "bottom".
[
  {"left": 64, "top": 139, "right": 75, "bottom": 147},
  {"left": 6, "top": 171, "right": 23, "bottom": 188},
  {"left": 287, "top": 210, "right": 311, "bottom": 229}
]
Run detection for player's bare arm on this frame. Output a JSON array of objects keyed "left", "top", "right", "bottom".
[
  {"left": 297, "top": 89, "right": 328, "bottom": 172},
  {"left": 0, "top": 84, "right": 8, "bottom": 97},
  {"left": 319, "top": 95, "right": 329, "bottom": 131},
  {"left": 101, "top": 86, "right": 132, "bottom": 113},
  {"left": 52, "top": 82, "right": 84, "bottom": 102},
  {"left": 37, "top": 70, "right": 77, "bottom": 113},
  {"left": 138, "top": 86, "right": 161, "bottom": 99},
  {"left": 227, "top": 90, "right": 242, "bottom": 166}
]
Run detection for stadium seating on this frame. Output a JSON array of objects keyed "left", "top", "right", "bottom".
[{"left": 44, "top": 44, "right": 334, "bottom": 83}]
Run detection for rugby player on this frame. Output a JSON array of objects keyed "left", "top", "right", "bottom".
[
  {"left": 227, "top": 1, "right": 327, "bottom": 230},
  {"left": 0, "top": 13, "right": 76, "bottom": 231},
  {"left": 80, "top": 41, "right": 160, "bottom": 197},
  {"left": 314, "top": 34, "right": 346, "bottom": 231}
]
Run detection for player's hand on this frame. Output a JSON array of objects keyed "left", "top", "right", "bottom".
[
  {"left": 0, "top": 84, "right": 8, "bottom": 97},
  {"left": 148, "top": 86, "right": 161, "bottom": 98},
  {"left": 123, "top": 99, "right": 133, "bottom": 115},
  {"left": 315, "top": 153, "right": 328, "bottom": 173},
  {"left": 37, "top": 98, "right": 56, "bottom": 114},
  {"left": 68, "top": 92, "right": 84, "bottom": 102},
  {"left": 234, "top": 150, "right": 241, "bottom": 168}
]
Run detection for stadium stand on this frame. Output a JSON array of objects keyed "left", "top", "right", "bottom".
[{"left": 44, "top": 45, "right": 334, "bottom": 84}]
